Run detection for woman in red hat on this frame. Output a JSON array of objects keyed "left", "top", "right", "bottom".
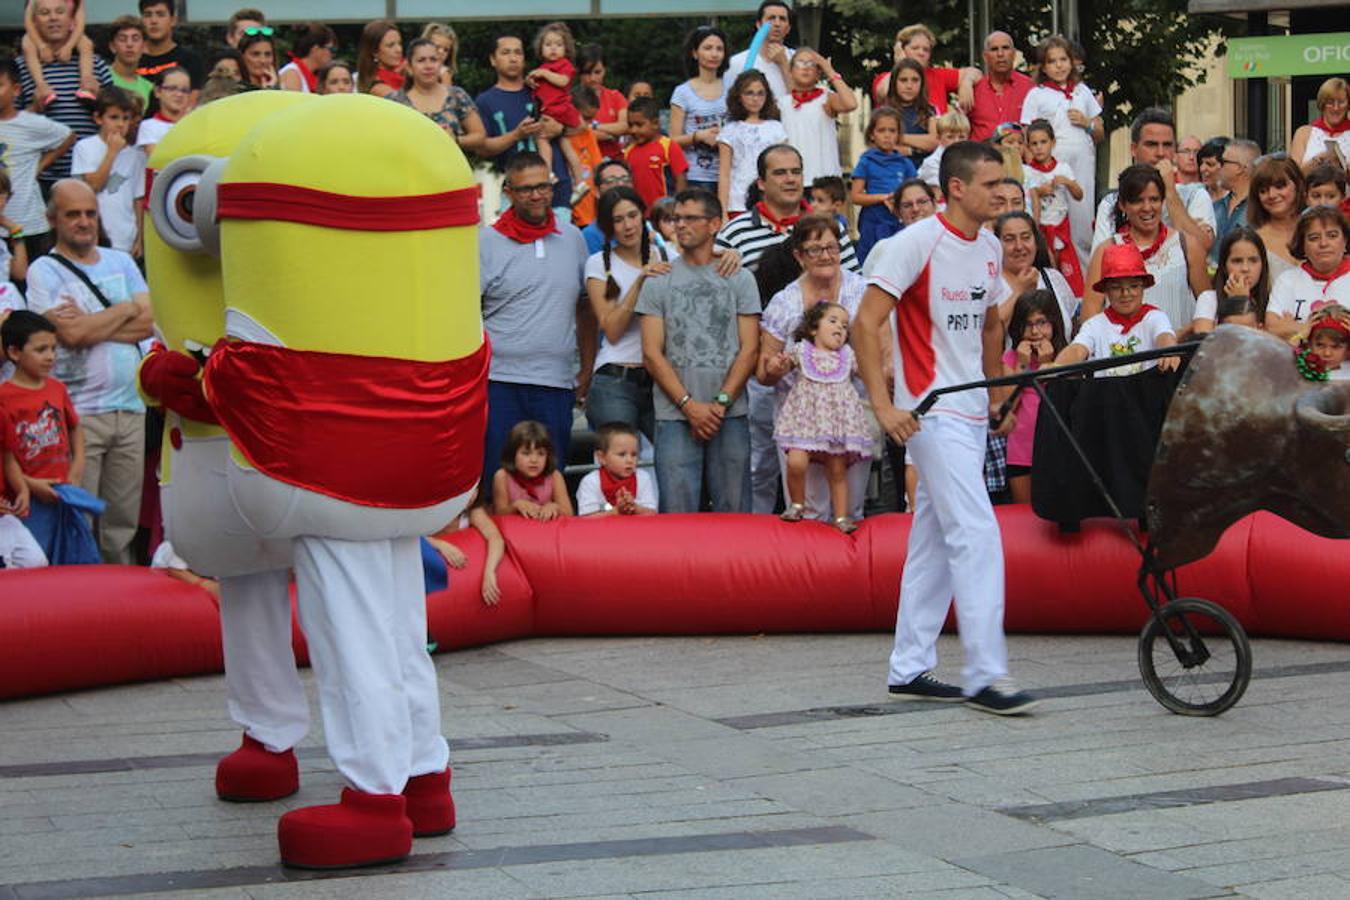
[
  {"left": 1054, "top": 241, "right": 1180, "bottom": 375},
  {"left": 1082, "top": 165, "right": 1209, "bottom": 333}
]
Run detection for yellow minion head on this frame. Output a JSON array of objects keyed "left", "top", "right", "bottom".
[
  {"left": 215, "top": 93, "right": 483, "bottom": 362},
  {"left": 145, "top": 91, "right": 312, "bottom": 359}
]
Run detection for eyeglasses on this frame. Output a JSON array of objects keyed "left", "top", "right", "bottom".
[
  {"left": 598, "top": 175, "right": 631, "bottom": 186},
  {"left": 1110, "top": 280, "right": 1148, "bottom": 294},
  {"left": 1219, "top": 157, "right": 1245, "bottom": 168},
  {"left": 669, "top": 214, "right": 717, "bottom": 224},
  {"left": 741, "top": 89, "right": 767, "bottom": 98},
  {"left": 791, "top": 58, "right": 818, "bottom": 69},
  {"left": 799, "top": 243, "right": 840, "bottom": 259},
  {"left": 507, "top": 182, "right": 553, "bottom": 196},
  {"left": 1024, "top": 317, "right": 1052, "bottom": 330},
  {"left": 159, "top": 84, "right": 191, "bottom": 94},
  {"left": 242, "top": 26, "right": 274, "bottom": 36}
]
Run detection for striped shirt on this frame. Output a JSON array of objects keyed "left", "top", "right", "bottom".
[
  {"left": 16, "top": 56, "right": 113, "bottom": 182},
  {"left": 715, "top": 206, "right": 861, "bottom": 275}
]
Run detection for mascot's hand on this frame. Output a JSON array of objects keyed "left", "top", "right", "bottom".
[{"left": 141, "top": 349, "right": 219, "bottom": 424}]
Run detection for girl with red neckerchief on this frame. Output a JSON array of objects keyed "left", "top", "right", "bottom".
[
  {"left": 778, "top": 47, "right": 857, "bottom": 185},
  {"left": 278, "top": 23, "right": 335, "bottom": 94},
  {"left": 1290, "top": 77, "right": 1349, "bottom": 172},
  {"left": 1023, "top": 119, "right": 1085, "bottom": 297},
  {"left": 1082, "top": 165, "right": 1209, "bottom": 331},
  {"left": 1019, "top": 36, "right": 1102, "bottom": 260},
  {"left": 134, "top": 66, "right": 193, "bottom": 159},
  {"left": 490, "top": 420, "right": 573, "bottom": 520},
  {"left": 1267, "top": 205, "right": 1350, "bottom": 340}
]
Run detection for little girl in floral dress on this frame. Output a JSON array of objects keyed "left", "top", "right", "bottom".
[{"left": 774, "top": 301, "right": 873, "bottom": 533}]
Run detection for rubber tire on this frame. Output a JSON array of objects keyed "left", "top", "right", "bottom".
[{"left": 1138, "top": 597, "right": 1253, "bottom": 716}]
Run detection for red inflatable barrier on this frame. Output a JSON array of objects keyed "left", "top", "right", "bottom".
[{"left": 0, "top": 507, "right": 1344, "bottom": 700}]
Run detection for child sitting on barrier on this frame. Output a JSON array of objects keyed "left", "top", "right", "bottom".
[
  {"left": 1001, "top": 289, "right": 1067, "bottom": 504},
  {"left": 1054, "top": 243, "right": 1180, "bottom": 376},
  {"left": 492, "top": 420, "right": 574, "bottom": 520},
  {"left": 576, "top": 421, "right": 658, "bottom": 516}
]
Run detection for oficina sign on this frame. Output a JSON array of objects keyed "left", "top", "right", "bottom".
[{"left": 1227, "top": 32, "right": 1350, "bottom": 79}]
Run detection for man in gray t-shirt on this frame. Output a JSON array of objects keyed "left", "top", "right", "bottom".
[{"left": 637, "top": 188, "right": 760, "bottom": 513}]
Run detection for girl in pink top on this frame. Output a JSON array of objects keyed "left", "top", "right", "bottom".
[
  {"left": 492, "top": 420, "right": 574, "bottom": 520},
  {"left": 1001, "top": 289, "right": 1068, "bottom": 505}
]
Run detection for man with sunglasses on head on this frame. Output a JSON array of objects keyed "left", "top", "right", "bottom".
[
  {"left": 136, "top": 0, "right": 204, "bottom": 95},
  {"left": 225, "top": 8, "right": 267, "bottom": 49}
]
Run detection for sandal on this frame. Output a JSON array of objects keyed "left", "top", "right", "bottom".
[
  {"left": 780, "top": 503, "right": 806, "bottom": 523},
  {"left": 834, "top": 516, "right": 857, "bottom": 534}
]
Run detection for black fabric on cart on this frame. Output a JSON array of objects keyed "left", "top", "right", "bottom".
[{"left": 1030, "top": 368, "right": 1183, "bottom": 529}]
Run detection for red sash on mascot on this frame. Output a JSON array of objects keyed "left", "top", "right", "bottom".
[{"left": 204, "top": 339, "right": 490, "bottom": 509}]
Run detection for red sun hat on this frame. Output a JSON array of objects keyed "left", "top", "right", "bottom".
[
  {"left": 1092, "top": 243, "right": 1157, "bottom": 293},
  {"left": 1309, "top": 313, "right": 1350, "bottom": 342}
]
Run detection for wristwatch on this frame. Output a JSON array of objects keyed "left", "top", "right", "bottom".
[
  {"left": 677, "top": 393, "right": 692, "bottom": 410},
  {"left": 715, "top": 392, "right": 732, "bottom": 409}
]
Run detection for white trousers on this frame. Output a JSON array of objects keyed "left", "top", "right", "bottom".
[
  {"left": 1060, "top": 140, "right": 1097, "bottom": 263},
  {"left": 227, "top": 459, "right": 468, "bottom": 794},
  {"left": 160, "top": 432, "right": 304, "bottom": 752},
  {"left": 888, "top": 415, "right": 1008, "bottom": 695}
]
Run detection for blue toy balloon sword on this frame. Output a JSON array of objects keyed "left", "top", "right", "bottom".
[{"left": 743, "top": 21, "right": 772, "bottom": 72}]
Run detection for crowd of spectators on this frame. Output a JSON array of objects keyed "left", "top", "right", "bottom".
[{"left": 2, "top": 0, "right": 1348, "bottom": 571}]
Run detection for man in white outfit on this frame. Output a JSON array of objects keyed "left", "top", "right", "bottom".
[
  {"left": 855, "top": 141, "right": 1038, "bottom": 716},
  {"left": 722, "top": 1, "right": 794, "bottom": 101}
]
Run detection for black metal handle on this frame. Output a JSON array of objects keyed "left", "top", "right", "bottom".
[{"left": 913, "top": 342, "right": 1198, "bottom": 418}]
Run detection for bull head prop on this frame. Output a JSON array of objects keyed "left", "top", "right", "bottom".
[{"left": 1147, "top": 324, "right": 1350, "bottom": 570}]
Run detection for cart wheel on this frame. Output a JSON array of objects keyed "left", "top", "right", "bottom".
[{"left": 1138, "top": 598, "right": 1252, "bottom": 716}]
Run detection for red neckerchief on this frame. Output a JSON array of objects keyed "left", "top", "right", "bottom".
[
  {"left": 203, "top": 339, "right": 490, "bottom": 509},
  {"left": 1046, "top": 79, "right": 1076, "bottom": 101},
  {"left": 153, "top": 112, "right": 176, "bottom": 123},
  {"left": 510, "top": 469, "right": 551, "bottom": 501},
  {"left": 1120, "top": 222, "right": 1168, "bottom": 261},
  {"left": 1103, "top": 303, "right": 1158, "bottom": 334},
  {"left": 1342, "top": 197, "right": 1350, "bottom": 219},
  {"left": 1027, "top": 156, "right": 1057, "bottom": 173},
  {"left": 1312, "top": 117, "right": 1350, "bottom": 137},
  {"left": 492, "top": 207, "right": 560, "bottom": 243},
  {"left": 756, "top": 200, "right": 807, "bottom": 234},
  {"left": 288, "top": 54, "right": 318, "bottom": 92},
  {"left": 599, "top": 468, "right": 638, "bottom": 507},
  {"left": 790, "top": 87, "right": 824, "bottom": 109},
  {"left": 1301, "top": 257, "right": 1350, "bottom": 284},
  {"left": 376, "top": 65, "right": 404, "bottom": 90}
]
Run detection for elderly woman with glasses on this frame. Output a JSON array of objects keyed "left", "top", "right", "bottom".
[
  {"left": 1290, "top": 77, "right": 1349, "bottom": 171},
  {"left": 757, "top": 213, "right": 875, "bottom": 521}
]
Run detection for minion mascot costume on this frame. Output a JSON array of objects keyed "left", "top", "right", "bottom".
[
  {"left": 141, "top": 91, "right": 314, "bottom": 803},
  {"left": 167, "top": 93, "right": 487, "bottom": 868}
]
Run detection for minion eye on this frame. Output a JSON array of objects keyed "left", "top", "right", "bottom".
[
  {"left": 149, "top": 154, "right": 220, "bottom": 254},
  {"left": 162, "top": 169, "right": 201, "bottom": 244}
]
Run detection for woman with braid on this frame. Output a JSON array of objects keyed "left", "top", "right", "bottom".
[{"left": 584, "top": 186, "right": 671, "bottom": 440}]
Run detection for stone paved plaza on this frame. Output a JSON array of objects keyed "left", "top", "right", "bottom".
[{"left": 4, "top": 630, "right": 1350, "bottom": 899}]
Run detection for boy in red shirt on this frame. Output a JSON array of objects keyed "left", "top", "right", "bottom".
[
  {"left": 0, "top": 310, "right": 84, "bottom": 511},
  {"left": 624, "top": 96, "right": 687, "bottom": 211}
]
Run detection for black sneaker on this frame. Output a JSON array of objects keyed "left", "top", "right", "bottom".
[
  {"left": 966, "top": 679, "right": 1039, "bottom": 715},
  {"left": 888, "top": 671, "right": 964, "bottom": 702}
]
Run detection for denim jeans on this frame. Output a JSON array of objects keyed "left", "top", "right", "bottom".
[
  {"left": 584, "top": 367, "right": 655, "bottom": 441},
  {"left": 483, "top": 381, "right": 575, "bottom": 497},
  {"left": 653, "top": 415, "right": 751, "bottom": 513}
]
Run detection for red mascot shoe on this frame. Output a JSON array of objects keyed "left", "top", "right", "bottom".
[
  {"left": 215, "top": 734, "right": 299, "bottom": 802},
  {"left": 278, "top": 789, "right": 413, "bottom": 869},
  {"left": 403, "top": 768, "right": 455, "bottom": 836}
]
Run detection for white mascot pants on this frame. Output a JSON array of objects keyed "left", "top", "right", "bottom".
[
  {"left": 160, "top": 430, "right": 307, "bottom": 752},
  {"left": 228, "top": 459, "right": 469, "bottom": 795},
  {"left": 887, "top": 414, "right": 1009, "bottom": 696}
]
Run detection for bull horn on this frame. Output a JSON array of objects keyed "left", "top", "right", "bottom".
[{"left": 1295, "top": 385, "right": 1350, "bottom": 432}]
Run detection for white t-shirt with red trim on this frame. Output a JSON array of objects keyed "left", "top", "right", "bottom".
[
  {"left": 1023, "top": 158, "right": 1075, "bottom": 227},
  {"left": 1071, "top": 308, "right": 1174, "bottom": 376},
  {"left": 1268, "top": 261, "right": 1350, "bottom": 324},
  {"left": 866, "top": 213, "right": 1008, "bottom": 422}
]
